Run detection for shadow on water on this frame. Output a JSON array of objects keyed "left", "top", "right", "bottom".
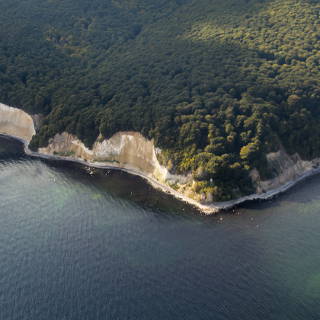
[
  {"left": 0, "top": 135, "right": 203, "bottom": 218},
  {"left": 237, "top": 172, "right": 320, "bottom": 215},
  {"left": 0, "top": 135, "right": 26, "bottom": 159},
  {"left": 2, "top": 135, "right": 320, "bottom": 320},
  {"left": 2, "top": 134, "right": 320, "bottom": 221},
  {"left": 46, "top": 158, "right": 203, "bottom": 216}
]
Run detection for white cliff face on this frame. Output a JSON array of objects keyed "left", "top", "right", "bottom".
[
  {"left": 1, "top": 101, "right": 320, "bottom": 213},
  {"left": 0, "top": 103, "right": 35, "bottom": 142},
  {"left": 36, "top": 131, "right": 320, "bottom": 209},
  {"left": 252, "top": 149, "right": 320, "bottom": 194},
  {"left": 39, "top": 131, "right": 193, "bottom": 188}
]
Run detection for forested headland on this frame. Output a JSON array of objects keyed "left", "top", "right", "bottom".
[{"left": 0, "top": 0, "right": 320, "bottom": 201}]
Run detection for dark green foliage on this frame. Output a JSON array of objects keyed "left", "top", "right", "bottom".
[{"left": 2, "top": 0, "right": 320, "bottom": 200}]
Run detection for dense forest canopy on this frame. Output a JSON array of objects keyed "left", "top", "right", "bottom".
[{"left": 0, "top": 0, "right": 320, "bottom": 201}]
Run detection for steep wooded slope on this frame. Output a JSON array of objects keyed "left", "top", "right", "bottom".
[{"left": 0, "top": 0, "right": 320, "bottom": 200}]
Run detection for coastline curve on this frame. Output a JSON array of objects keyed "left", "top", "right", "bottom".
[{"left": 1, "top": 102, "right": 320, "bottom": 214}]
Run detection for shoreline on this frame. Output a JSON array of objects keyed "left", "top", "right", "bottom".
[{"left": 2, "top": 132, "right": 320, "bottom": 214}]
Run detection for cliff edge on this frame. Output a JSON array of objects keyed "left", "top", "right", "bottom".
[
  {"left": 1, "top": 103, "right": 320, "bottom": 214},
  {"left": 0, "top": 103, "right": 35, "bottom": 143}
]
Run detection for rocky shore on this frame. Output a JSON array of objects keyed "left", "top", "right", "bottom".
[{"left": 1, "top": 102, "right": 320, "bottom": 214}]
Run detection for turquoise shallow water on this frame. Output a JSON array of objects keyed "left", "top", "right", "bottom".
[{"left": 1, "top": 135, "right": 320, "bottom": 320}]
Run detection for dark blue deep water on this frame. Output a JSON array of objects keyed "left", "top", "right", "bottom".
[{"left": 1, "top": 135, "right": 320, "bottom": 320}]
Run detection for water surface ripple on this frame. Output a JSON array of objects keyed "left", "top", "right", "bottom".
[{"left": 0, "top": 136, "right": 320, "bottom": 320}]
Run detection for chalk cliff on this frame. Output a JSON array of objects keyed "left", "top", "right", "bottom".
[
  {"left": 251, "top": 150, "right": 320, "bottom": 194},
  {"left": 1, "top": 102, "right": 320, "bottom": 213},
  {"left": 0, "top": 103, "right": 35, "bottom": 143},
  {"left": 38, "top": 131, "right": 198, "bottom": 199},
  {"left": 38, "top": 132, "right": 320, "bottom": 211}
]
